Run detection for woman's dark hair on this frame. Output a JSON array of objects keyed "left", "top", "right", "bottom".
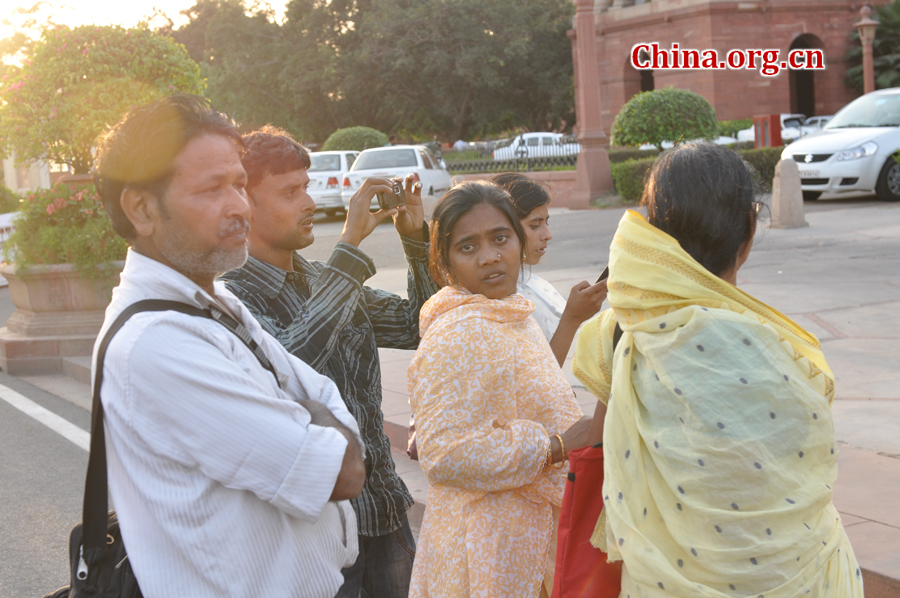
[
  {"left": 93, "top": 94, "right": 243, "bottom": 240},
  {"left": 641, "top": 143, "right": 761, "bottom": 276},
  {"left": 489, "top": 172, "right": 551, "bottom": 220},
  {"left": 241, "top": 125, "right": 312, "bottom": 193},
  {"left": 429, "top": 181, "right": 527, "bottom": 287}
]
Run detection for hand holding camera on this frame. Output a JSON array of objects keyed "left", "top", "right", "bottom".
[
  {"left": 339, "top": 177, "right": 401, "bottom": 248},
  {"left": 390, "top": 174, "right": 426, "bottom": 241}
]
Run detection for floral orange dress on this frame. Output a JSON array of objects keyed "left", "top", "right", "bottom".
[{"left": 408, "top": 286, "right": 583, "bottom": 598}]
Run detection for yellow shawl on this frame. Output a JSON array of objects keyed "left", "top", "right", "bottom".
[{"left": 573, "top": 211, "right": 863, "bottom": 597}]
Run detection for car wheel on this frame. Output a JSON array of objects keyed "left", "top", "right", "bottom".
[
  {"left": 875, "top": 157, "right": 900, "bottom": 202},
  {"left": 802, "top": 191, "right": 822, "bottom": 201},
  {"left": 325, "top": 208, "right": 339, "bottom": 218}
]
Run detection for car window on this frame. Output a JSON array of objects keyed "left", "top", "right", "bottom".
[
  {"left": 827, "top": 93, "right": 900, "bottom": 129},
  {"left": 352, "top": 149, "right": 418, "bottom": 170},
  {"left": 345, "top": 153, "right": 356, "bottom": 169},
  {"left": 783, "top": 118, "right": 803, "bottom": 129},
  {"left": 309, "top": 154, "right": 341, "bottom": 171},
  {"left": 418, "top": 149, "right": 434, "bottom": 169},
  {"left": 541, "top": 137, "right": 555, "bottom": 146},
  {"left": 425, "top": 149, "right": 442, "bottom": 169},
  {"left": 527, "top": 137, "right": 539, "bottom": 147}
]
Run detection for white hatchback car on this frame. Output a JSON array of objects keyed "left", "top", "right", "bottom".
[
  {"left": 491, "top": 132, "right": 581, "bottom": 161},
  {"left": 307, "top": 151, "right": 358, "bottom": 217},
  {"left": 341, "top": 145, "right": 453, "bottom": 209},
  {"left": 781, "top": 88, "right": 900, "bottom": 202}
]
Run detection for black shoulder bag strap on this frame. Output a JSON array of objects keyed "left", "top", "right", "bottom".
[{"left": 81, "top": 299, "right": 280, "bottom": 563}]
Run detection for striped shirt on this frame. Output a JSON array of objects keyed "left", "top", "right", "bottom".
[
  {"left": 98, "top": 249, "right": 362, "bottom": 598},
  {"left": 221, "top": 233, "right": 439, "bottom": 536}
]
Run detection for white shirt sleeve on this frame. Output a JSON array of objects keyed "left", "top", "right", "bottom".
[{"left": 106, "top": 315, "right": 349, "bottom": 523}]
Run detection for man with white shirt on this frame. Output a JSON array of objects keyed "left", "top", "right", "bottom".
[{"left": 91, "top": 94, "right": 365, "bottom": 598}]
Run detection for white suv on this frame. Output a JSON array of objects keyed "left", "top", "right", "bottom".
[{"left": 781, "top": 88, "right": 900, "bottom": 202}]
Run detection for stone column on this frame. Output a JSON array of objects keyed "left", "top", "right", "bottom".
[
  {"left": 570, "top": 0, "right": 614, "bottom": 209},
  {"left": 770, "top": 160, "right": 808, "bottom": 229}
]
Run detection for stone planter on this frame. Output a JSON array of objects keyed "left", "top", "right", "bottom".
[
  {"left": 1, "top": 262, "right": 123, "bottom": 336},
  {"left": 0, "top": 262, "right": 123, "bottom": 375}
]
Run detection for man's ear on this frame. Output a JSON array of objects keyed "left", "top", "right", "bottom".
[{"left": 120, "top": 188, "right": 159, "bottom": 237}]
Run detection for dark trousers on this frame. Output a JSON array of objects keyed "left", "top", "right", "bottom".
[{"left": 335, "top": 517, "right": 416, "bottom": 598}]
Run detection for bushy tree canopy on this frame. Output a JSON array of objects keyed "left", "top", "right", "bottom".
[
  {"left": 171, "top": 0, "right": 575, "bottom": 143},
  {"left": 0, "top": 24, "right": 203, "bottom": 174},
  {"left": 610, "top": 88, "right": 718, "bottom": 151}
]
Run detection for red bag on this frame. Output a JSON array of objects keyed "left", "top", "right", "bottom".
[{"left": 551, "top": 444, "right": 621, "bottom": 598}]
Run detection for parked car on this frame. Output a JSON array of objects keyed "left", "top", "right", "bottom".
[
  {"left": 804, "top": 115, "right": 832, "bottom": 130},
  {"left": 780, "top": 87, "right": 900, "bottom": 202},
  {"left": 308, "top": 151, "right": 358, "bottom": 217},
  {"left": 491, "top": 132, "right": 581, "bottom": 161},
  {"left": 736, "top": 113, "right": 809, "bottom": 143},
  {"left": 341, "top": 145, "right": 453, "bottom": 209}
]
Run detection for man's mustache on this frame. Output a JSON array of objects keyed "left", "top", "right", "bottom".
[{"left": 221, "top": 217, "right": 250, "bottom": 237}]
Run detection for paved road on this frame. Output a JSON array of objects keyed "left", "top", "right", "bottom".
[{"left": 0, "top": 192, "right": 894, "bottom": 597}]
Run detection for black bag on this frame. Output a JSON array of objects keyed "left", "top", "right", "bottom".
[{"left": 46, "top": 300, "right": 282, "bottom": 598}]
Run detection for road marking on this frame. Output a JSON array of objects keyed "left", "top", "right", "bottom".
[{"left": 0, "top": 383, "right": 90, "bottom": 451}]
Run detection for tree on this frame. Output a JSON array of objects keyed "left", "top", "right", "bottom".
[
  {"left": 845, "top": 0, "right": 900, "bottom": 92},
  {"left": 352, "top": 0, "right": 575, "bottom": 140},
  {"left": 169, "top": 0, "right": 576, "bottom": 143},
  {"left": 0, "top": 24, "right": 203, "bottom": 174},
  {"left": 610, "top": 88, "right": 718, "bottom": 151}
]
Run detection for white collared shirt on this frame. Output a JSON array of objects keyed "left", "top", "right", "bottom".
[{"left": 95, "top": 249, "right": 361, "bottom": 598}]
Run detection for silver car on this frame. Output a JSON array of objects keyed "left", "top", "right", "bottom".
[
  {"left": 781, "top": 88, "right": 900, "bottom": 202},
  {"left": 308, "top": 151, "right": 358, "bottom": 217}
]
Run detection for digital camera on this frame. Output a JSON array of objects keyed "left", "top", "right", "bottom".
[{"left": 376, "top": 179, "right": 406, "bottom": 211}]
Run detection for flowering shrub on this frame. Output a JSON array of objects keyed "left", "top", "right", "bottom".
[{"left": 3, "top": 182, "right": 127, "bottom": 273}]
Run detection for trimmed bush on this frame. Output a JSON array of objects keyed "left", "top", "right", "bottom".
[
  {"left": 611, "top": 88, "right": 718, "bottom": 150},
  {"left": 611, "top": 158, "right": 656, "bottom": 202},
  {"left": 322, "top": 127, "right": 389, "bottom": 151},
  {"left": 609, "top": 145, "right": 784, "bottom": 200}
]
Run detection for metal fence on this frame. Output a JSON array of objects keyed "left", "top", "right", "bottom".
[{"left": 442, "top": 137, "right": 580, "bottom": 174}]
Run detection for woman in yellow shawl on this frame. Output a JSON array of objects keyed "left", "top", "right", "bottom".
[
  {"left": 408, "top": 181, "right": 591, "bottom": 598},
  {"left": 574, "top": 143, "right": 863, "bottom": 597}
]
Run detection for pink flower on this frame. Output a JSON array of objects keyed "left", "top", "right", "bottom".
[
  {"left": 168, "top": 85, "right": 174, "bottom": 90},
  {"left": 83, "top": 49, "right": 88, "bottom": 55},
  {"left": 46, "top": 204, "right": 55, "bottom": 215}
]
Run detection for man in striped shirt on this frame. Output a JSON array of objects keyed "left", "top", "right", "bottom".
[{"left": 221, "top": 126, "right": 439, "bottom": 598}]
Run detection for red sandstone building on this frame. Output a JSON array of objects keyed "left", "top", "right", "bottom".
[{"left": 570, "top": 0, "right": 888, "bottom": 137}]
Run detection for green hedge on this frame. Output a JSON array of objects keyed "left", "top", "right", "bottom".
[
  {"left": 608, "top": 147, "right": 660, "bottom": 164},
  {"left": 610, "top": 145, "right": 784, "bottom": 200},
  {"left": 738, "top": 146, "right": 784, "bottom": 192},
  {"left": 611, "top": 158, "right": 656, "bottom": 201}
]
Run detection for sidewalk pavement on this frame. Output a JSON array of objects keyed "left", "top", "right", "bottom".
[{"left": 18, "top": 200, "right": 900, "bottom": 596}]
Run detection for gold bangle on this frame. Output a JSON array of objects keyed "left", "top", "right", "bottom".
[
  {"left": 554, "top": 433, "right": 566, "bottom": 462},
  {"left": 544, "top": 438, "right": 554, "bottom": 468}
]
